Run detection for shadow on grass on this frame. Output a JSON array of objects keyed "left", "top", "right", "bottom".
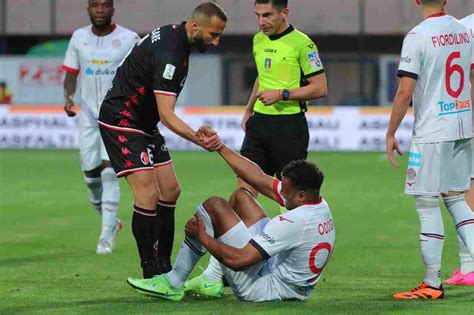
[{"left": 0, "top": 252, "right": 91, "bottom": 267}]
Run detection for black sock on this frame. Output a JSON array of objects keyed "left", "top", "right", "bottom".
[
  {"left": 156, "top": 200, "right": 176, "bottom": 272},
  {"left": 131, "top": 205, "right": 158, "bottom": 278}
]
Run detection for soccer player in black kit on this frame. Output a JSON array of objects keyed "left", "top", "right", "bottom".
[{"left": 98, "top": 2, "right": 227, "bottom": 278}]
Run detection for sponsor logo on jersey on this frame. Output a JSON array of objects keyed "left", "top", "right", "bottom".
[
  {"left": 307, "top": 51, "right": 322, "bottom": 69},
  {"left": 400, "top": 56, "right": 412, "bottom": 64},
  {"left": 92, "top": 59, "right": 109, "bottom": 65},
  {"left": 407, "top": 152, "right": 421, "bottom": 167},
  {"left": 163, "top": 64, "right": 176, "bottom": 80},
  {"left": 258, "top": 231, "right": 275, "bottom": 244},
  {"left": 85, "top": 67, "right": 116, "bottom": 76},
  {"left": 307, "top": 44, "right": 315, "bottom": 49},
  {"left": 438, "top": 99, "right": 471, "bottom": 116},
  {"left": 264, "top": 58, "right": 272, "bottom": 71},
  {"left": 161, "top": 143, "right": 168, "bottom": 152}
]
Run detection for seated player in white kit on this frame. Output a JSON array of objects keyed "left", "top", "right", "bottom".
[{"left": 127, "top": 138, "right": 335, "bottom": 302}]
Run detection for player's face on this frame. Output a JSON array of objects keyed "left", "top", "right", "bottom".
[
  {"left": 88, "top": 0, "right": 114, "bottom": 28},
  {"left": 255, "top": 4, "right": 288, "bottom": 36},
  {"left": 280, "top": 177, "right": 304, "bottom": 210},
  {"left": 192, "top": 16, "right": 226, "bottom": 53}
]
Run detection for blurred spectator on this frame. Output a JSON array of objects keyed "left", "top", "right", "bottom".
[{"left": 0, "top": 81, "right": 13, "bottom": 104}]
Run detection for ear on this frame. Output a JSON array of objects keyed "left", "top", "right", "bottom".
[
  {"left": 190, "top": 20, "right": 200, "bottom": 31},
  {"left": 415, "top": 0, "right": 421, "bottom": 5},
  {"left": 281, "top": 7, "right": 289, "bottom": 19},
  {"left": 111, "top": 8, "right": 115, "bottom": 17}
]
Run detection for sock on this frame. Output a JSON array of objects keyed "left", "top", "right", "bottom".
[
  {"left": 444, "top": 195, "right": 474, "bottom": 258},
  {"left": 84, "top": 176, "right": 102, "bottom": 214},
  {"left": 415, "top": 196, "right": 444, "bottom": 288},
  {"left": 203, "top": 257, "right": 223, "bottom": 283},
  {"left": 167, "top": 204, "right": 213, "bottom": 288},
  {"left": 457, "top": 234, "right": 474, "bottom": 274},
  {"left": 203, "top": 217, "right": 269, "bottom": 283},
  {"left": 99, "top": 168, "right": 120, "bottom": 242},
  {"left": 156, "top": 200, "right": 176, "bottom": 270},
  {"left": 132, "top": 205, "right": 158, "bottom": 277}
]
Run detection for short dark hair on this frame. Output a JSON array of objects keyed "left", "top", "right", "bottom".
[
  {"left": 254, "top": 0, "right": 288, "bottom": 10},
  {"left": 88, "top": 0, "right": 114, "bottom": 6},
  {"left": 420, "top": 0, "right": 445, "bottom": 5},
  {"left": 281, "top": 160, "right": 324, "bottom": 195},
  {"left": 192, "top": 2, "right": 228, "bottom": 22}
]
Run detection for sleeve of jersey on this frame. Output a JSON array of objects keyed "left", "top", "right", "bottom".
[
  {"left": 249, "top": 216, "right": 303, "bottom": 259},
  {"left": 397, "top": 32, "right": 422, "bottom": 80},
  {"left": 62, "top": 35, "right": 80, "bottom": 75},
  {"left": 152, "top": 53, "right": 183, "bottom": 97},
  {"left": 298, "top": 38, "right": 324, "bottom": 79},
  {"left": 272, "top": 179, "right": 285, "bottom": 207}
]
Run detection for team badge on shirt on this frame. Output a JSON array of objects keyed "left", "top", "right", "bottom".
[
  {"left": 307, "top": 51, "right": 322, "bottom": 69},
  {"left": 163, "top": 64, "right": 176, "bottom": 80},
  {"left": 264, "top": 58, "right": 272, "bottom": 71}
]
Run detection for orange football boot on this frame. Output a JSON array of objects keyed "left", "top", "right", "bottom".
[{"left": 393, "top": 282, "right": 444, "bottom": 300}]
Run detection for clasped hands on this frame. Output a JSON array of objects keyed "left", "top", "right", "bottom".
[{"left": 196, "top": 126, "right": 223, "bottom": 152}]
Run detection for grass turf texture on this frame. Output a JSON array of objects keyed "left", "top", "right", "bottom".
[{"left": 0, "top": 150, "right": 472, "bottom": 314}]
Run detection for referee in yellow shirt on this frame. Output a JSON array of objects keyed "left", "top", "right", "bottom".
[{"left": 240, "top": 0, "right": 328, "bottom": 196}]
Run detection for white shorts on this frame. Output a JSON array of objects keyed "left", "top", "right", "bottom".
[
  {"left": 471, "top": 138, "right": 474, "bottom": 179},
  {"left": 79, "top": 124, "right": 109, "bottom": 171},
  {"left": 405, "top": 139, "right": 471, "bottom": 196}
]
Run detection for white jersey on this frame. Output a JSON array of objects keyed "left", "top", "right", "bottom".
[
  {"left": 250, "top": 180, "right": 335, "bottom": 300},
  {"left": 398, "top": 14, "right": 473, "bottom": 144},
  {"left": 62, "top": 24, "right": 139, "bottom": 126}
]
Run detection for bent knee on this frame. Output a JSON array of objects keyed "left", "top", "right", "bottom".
[
  {"left": 160, "top": 182, "right": 181, "bottom": 201},
  {"left": 229, "top": 188, "right": 254, "bottom": 206}
]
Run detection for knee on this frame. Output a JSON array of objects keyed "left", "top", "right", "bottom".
[
  {"left": 229, "top": 188, "right": 254, "bottom": 208},
  {"left": 161, "top": 182, "right": 181, "bottom": 201},
  {"left": 203, "top": 196, "right": 228, "bottom": 216},
  {"left": 134, "top": 185, "right": 160, "bottom": 206}
]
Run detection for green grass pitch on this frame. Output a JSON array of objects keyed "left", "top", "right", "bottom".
[{"left": 0, "top": 150, "right": 473, "bottom": 314}]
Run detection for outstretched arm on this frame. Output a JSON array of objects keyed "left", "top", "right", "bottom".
[{"left": 217, "top": 144, "right": 278, "bottom": 203}]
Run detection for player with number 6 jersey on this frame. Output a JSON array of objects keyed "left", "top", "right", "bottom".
[{"left": 386, "top": 0, "right": 474, "bottom": 300}]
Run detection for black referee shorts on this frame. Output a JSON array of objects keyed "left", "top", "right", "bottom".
[{"left": 240, "top": 112, "right": 309, "bottom": 179}]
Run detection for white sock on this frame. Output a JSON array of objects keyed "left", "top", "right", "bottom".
[
  {"left": 99, "top": 168, "right": 120, "bottom": 241},
  {"left": 203, "top": 257, "right": 223, "bottom": 282},
  {"left": 84, "top": 176, "right": 102, "bottom": 213},
  {"left": 444, "top": 195, "right": 474, "bottom": 258},
  {"left": 457, "top": 234, "right": 474, "bottom": 274},
  {"left": 415, "top": 196, "right": 444, "bottom": 288},
  {"left": 203, "top": 217, "right": 269, "bottom": 282},
  {"left": 167, "top": 204, "right": 213, "bottom": 288}
]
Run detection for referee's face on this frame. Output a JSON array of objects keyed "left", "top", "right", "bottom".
[{"left": 255, "top": 4, "right": 288, "bottom": 36}]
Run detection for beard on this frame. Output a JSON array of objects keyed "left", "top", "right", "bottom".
[
  {"left": 192, "top": 32, "right": 210, "bottom": 53},
  {"left": 90, "top": 16, "right": 112, "bottom": 29}
]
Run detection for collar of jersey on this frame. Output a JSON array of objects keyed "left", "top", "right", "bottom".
[
  {"left": 303, "top": 197, "right": 323, "bottom": 206},
  {"left": 179, "top": 21, "right": 191, "bottom": 55},
  {"left": 426, "top": 12, "right": 446, "bottom": 19},
  {"left": 268, "top": 25, "right": 294, "bottom": 41}
]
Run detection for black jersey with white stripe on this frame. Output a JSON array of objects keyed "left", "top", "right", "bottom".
[{"left": 99, "top": 22, "right": 190, "bottom": 133}]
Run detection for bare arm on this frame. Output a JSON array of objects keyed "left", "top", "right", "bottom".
[
  {"left": 185, "top": 214, "right": 264, "bottom": 271},
  {"left": 156, "top": 94, "right": 221, "bottom": 151},
  {"left": 256, "top": 73, "right": 327, "bottom": 106},
  {"left": 386, "top": 77, "right": 416, "bottom": 167},
  {"left": 63, "top": 72, "right": 78, "bottom": 117},
  {"left": 218, "top": 144, "right": 277, "bottom": 202},
  {"left": 241, "top": 77, "right": 259, "bottom": 131}
]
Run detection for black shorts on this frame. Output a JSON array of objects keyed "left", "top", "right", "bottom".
[
  {"left": 240, "top": 112, "right": 309, "bottom": 179},
  {"left": 99, "top": 122, "right": 171, "bottom": 177}
]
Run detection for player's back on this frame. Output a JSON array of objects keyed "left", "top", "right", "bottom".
[
  {"left": 269, "top": 200, "right": 335, "bottom": 300},
  {"left": 400, "top": 14, "right": 472, "bottom": 143}
]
